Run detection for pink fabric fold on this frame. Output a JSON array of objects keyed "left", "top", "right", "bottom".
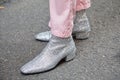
[{"left": 49, "top": 0, "right": 91, "bottom": 38}]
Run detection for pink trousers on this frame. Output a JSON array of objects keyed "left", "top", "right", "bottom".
[{"left": 49, "top": 0, "right": 91, "bottom": 38}]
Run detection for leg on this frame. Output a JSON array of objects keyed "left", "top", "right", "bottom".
[
  {"left": 76, "top": 0, "right": 91, "bottom": 11},
  {"left": 35, "top": 0, "right": 91, "bottom": 41},
  {"left": 73, "top": 0, "right": 91, "bottom": 39},
  {"left": 49, "top": 0, "right": 76, "bottom": 38},
  {"left": 20, "top": 0, "right": 76, "bottom": 74}
]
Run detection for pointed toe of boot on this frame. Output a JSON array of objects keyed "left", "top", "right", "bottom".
[
  {"left": 20, "top": 64, "right": 44, "bottom": 74},
  {"left": 35, "top": 31, "right": 51, "bottom": 41},
  {"left": 20, "top": 66, "right": 31, "bottom": 74}
]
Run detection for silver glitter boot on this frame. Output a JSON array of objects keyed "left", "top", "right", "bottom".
[
  {"left": 35, "top": 10, "right": 91, "bottom": 41},
  {"left": 20, "top": 35, "right": 76, "bottom": 74},
  {"left": 73, "top": 10, "right": 91, "bottom": 39}
]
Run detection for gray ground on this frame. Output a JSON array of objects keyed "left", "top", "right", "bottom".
[{"left": 0, "top": 0, "right": 120, "bottom": 80}]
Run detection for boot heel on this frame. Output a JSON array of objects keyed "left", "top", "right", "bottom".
[
  {"left": 65, "top": 49, "right": 76, "bottom": 61},
  {"left": 75, "top": 31, "right": 90, "bottom": 40}
]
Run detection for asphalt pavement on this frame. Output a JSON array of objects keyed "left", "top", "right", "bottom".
[{"left": 0, "top": 0, "right": 120, "bottom": 80}]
